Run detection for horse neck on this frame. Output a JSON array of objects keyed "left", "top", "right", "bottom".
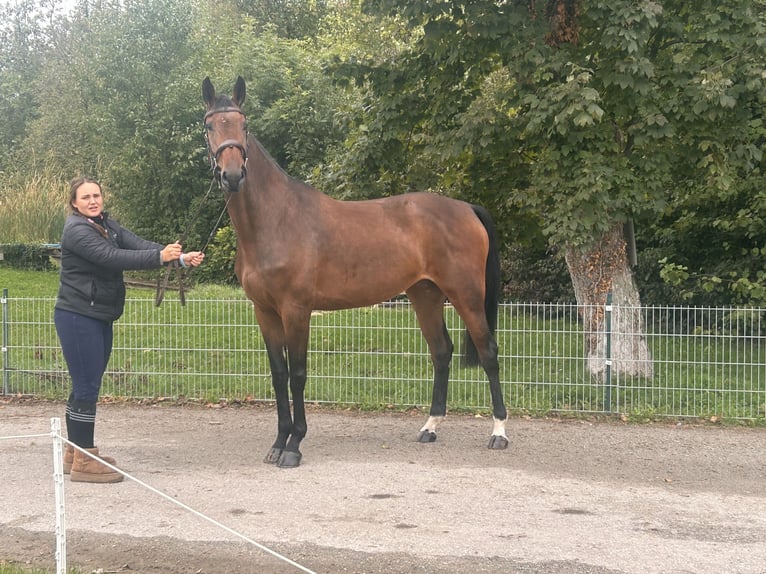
[{"left": 225, "top": 137, "right": 292, "bottom": 233}]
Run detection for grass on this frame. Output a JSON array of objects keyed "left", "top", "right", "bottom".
[
  {"left": 1, "top": 267, "right": 765, "bottom": 423},
  {"left": 0, "top": 564, "right": 80, "bottom": 574},
  {"left": 0, "top": 171, "right": 69, "bottom": 245},
  {"left": 0, "top": 268, "right": 60, "bottom": 297}
]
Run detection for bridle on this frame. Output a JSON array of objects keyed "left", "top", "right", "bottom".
[
  {"left": 154, "top": 106, "right": 246, "bottom": 307},
  {"left": 203, "top": 107, "right": 249, "bottom": 183}
]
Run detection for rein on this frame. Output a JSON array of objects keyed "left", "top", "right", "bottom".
[{"left": 154, "top": 177, "right": 229, "bottom": 306}]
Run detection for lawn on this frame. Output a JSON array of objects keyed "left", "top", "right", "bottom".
[{"left": 2, "top": 266, "right": 765, "bottom": 423}]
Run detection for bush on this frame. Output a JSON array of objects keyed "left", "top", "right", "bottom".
[
  {"left": 191, "top": 226, "right": 238, "bottom": 285},
  {"left": 502, "top": 243, "right": 574, "bottom": 303},
  {"left": 0, "top": 244, "right": 56, "bottom": 271}
]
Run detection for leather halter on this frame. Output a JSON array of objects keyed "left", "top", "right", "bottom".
[{"left": 204, "top": 107, "right": 248, "bottom": 175}]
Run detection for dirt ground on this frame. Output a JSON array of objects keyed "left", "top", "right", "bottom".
[{"left": 1, "top": 400, "right": 765, "bottom": 574}]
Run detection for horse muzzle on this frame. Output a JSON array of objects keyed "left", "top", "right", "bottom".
[
  {"left": 211, "top": 140, "right": 248, "bottom": 192},
  {"left": 217, "top": 163, "right": 247, "bottom": 193}
]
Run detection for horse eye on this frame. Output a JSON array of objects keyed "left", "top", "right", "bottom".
[
  {"left": 205, "top": 123, "right": 213, "bottom": 131},
  {"left": 243, "top": 122, "right": 248, "bottom": 131}
]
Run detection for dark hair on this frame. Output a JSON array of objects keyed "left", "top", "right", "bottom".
[{"left": 68, "top": 177, "right": 101, "bottom": 213}]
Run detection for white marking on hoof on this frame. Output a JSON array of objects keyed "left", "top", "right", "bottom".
[
  {"left": 419, "top": 415, "right": 445, "bottom": 434},
  {"left": 492, "top": 416, "right": 508, "bottom": 439}
]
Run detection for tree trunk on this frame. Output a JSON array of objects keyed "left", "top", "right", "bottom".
[{"left": 564, "top": 223, "right": 654, "bottom": 380}]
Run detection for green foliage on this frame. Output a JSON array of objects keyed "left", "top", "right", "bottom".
[
  {"left": 192, "top": 226, "right": 238, "bottom": 284},
  {"left": 2, "top": 0, "right": 355, "bottom": 253},
  {"left": 228, "top": 0, "right": 331, "bottom": 40},
  {"left": 0, "top": 0, "right": 64, "bottom": 168},
  {"left": 1, "top": 0, "right": 766, "bottom": 305},
  {"left": 643, "top": 145, "right": 766, "bottom": 306},
  {"left": 363, "top": 0, "right": 762, "bottom": 234},
  {"left": 0, "top": 244, "right": 55, "bottom": 271},
  {"left": 503, "top": 243, "right": 574, "bottom": 303},
  {"left": 12, "top": 0, "right": 209, "bottom": 246},
  {"left": 344, "top": 0, "right": 766, "bottom": 304}
]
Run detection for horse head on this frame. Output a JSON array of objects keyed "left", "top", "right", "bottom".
[{"left": 202, "top": 76, "right": 249, "bottom": 193}]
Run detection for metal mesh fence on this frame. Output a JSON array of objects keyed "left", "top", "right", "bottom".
[{"left": 2, "top": 293, "right": 765, "bottom": 421}]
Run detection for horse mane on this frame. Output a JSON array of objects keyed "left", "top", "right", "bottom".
[{"left": 247, "top": 131, "right": 317, "bottom": 193}]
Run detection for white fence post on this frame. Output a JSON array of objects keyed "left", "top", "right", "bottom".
[{"left": 50, "top": 417, "right": 67, "bottom": 574}]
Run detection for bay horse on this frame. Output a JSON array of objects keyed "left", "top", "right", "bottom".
[{"left": 202, "top": 76, "right": 509, "bottom": 467}]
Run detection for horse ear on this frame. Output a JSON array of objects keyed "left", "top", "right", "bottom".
[
  {"left": 202, "top": 77, "right": 215, "bottom": 108},
  {"left": 233, "top": 76, "right": 246, "bottom": 107}
]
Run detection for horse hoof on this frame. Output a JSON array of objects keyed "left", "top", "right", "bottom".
[
  {"left": 417, "top": 430, "right": 437, "bottom": 443},
  {"left": 277, "top": 450, "right": 302, "bottom": 468},
  {"left": 487, "top": 435, "right": 509, "bottom": 450},
  {"left": 264, "top": 448, "right": 283, "bottom": 464}
]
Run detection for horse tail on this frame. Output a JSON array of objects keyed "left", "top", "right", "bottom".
[{"left": 461, "top": 205, "right": 501, "bottom": 367}]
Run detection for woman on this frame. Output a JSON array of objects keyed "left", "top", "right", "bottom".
[{"left": 55, "top": 177, "right": 204, "bottom": 483}]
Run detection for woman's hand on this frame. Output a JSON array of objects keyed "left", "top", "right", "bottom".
[
  {"left": 160, "top": 242, "right": 183, "bottom": 263},
  {"left": 181, "top": 251, "right": 205, "bottom": 267}
]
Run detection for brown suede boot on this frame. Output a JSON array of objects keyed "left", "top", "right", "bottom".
[
  {"left": 64, "top": 444, "right": 115, "bottom": 475},
  {"left": 70, "top": 447, "right": 123, "bottom": 483},
  {"left": 63, "top": 444, "right": 74, "bottom": 474}
]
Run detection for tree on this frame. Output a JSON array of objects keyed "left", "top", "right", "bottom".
[
  {"left": 0, "top": 0, "right": 67, "bottom": 170},
  {"left": 342, "top": 0, "right": 766, "bottom": 379},
  {"left": 2, "top": 0, "right": 355, "bottom": 279},
  {"left": 14, "top": 0, "right": 207, "bottom": 245},
  {"left": 233, "top": 0, "right": 330, "bottom": 40}
]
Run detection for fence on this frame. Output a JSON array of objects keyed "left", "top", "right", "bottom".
[{"left": 2, "top": 290, "right": 765, "bottom": 421}]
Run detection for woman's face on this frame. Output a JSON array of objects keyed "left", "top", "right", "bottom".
[{"left": 72, "top": 181, "right": 103, "bottom": 218}]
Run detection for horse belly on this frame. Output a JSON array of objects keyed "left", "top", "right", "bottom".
[
  {"left": 313, "top": 276, "right": 413, "bottom": 311},
  {"left": 313, "top": 250, "right": 420, "bottom": 310}
]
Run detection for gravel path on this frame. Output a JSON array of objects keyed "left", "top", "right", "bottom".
[{"left": 1, "top": 401, "right": 765, "bottom": 574}]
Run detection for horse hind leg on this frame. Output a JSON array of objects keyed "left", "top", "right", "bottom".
[
  {"left": 453, "top": 301, "right": 509, "bottom": 450},
  {"left": 407, "top": 281, "right": 453, "bottom": 444},
  {"left": 482, "top": 335, "right": 509, "bottom": 450}
]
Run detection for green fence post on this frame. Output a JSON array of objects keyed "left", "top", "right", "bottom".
[
  {"left": 604, "top": 291, "right": 612, "bottom": 413},
  {"left": 2, "top": 288, "right": 8, "bottom": 396}
]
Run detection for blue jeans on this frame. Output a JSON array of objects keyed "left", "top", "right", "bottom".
[{"left": 54, "top": 308, "right": 113, "bottom": 403}]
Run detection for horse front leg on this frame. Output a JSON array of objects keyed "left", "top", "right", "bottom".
[
  {"left": 255, "top": 308, "right": 294, "bottom": 465},
  {"left": 274, "top": 313, "right": 311, "bottom": 468},
  {"left": 262, "top": 340, "right": 292, "bottom": 465},
  {"left": 277, "top": 350, "right": 307, "bottom": 468}
]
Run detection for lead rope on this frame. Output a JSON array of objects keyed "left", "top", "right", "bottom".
[{"left": 155, "top": 178, "right": 227, "bottom": 307}]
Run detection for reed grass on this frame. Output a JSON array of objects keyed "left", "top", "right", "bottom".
[{"left": 0, "top": 170, "right": 69, "bottom": 244}]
